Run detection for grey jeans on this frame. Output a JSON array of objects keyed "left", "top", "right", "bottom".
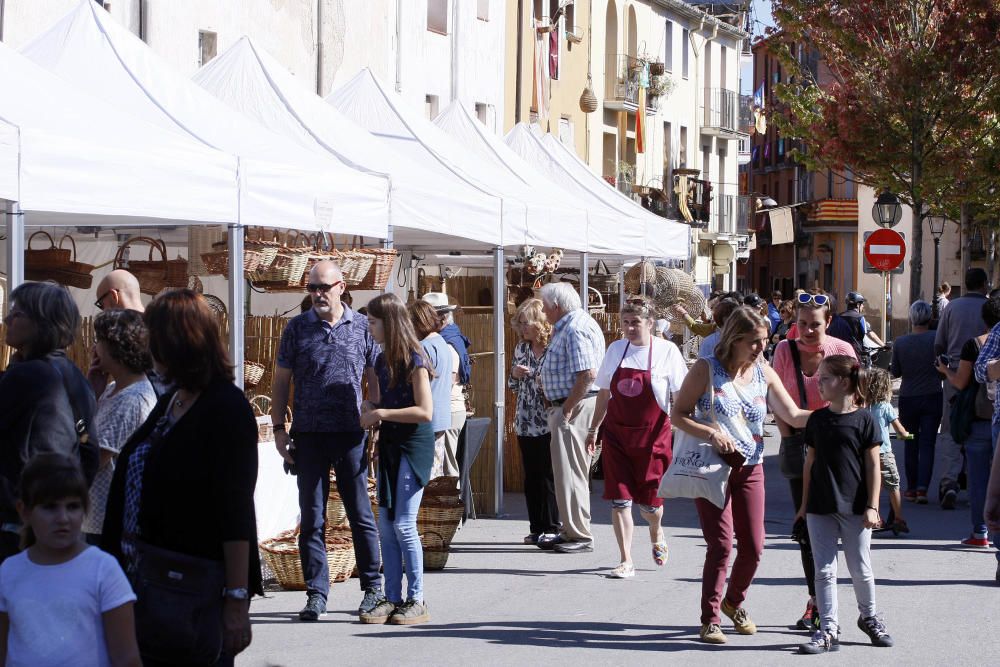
[
  {"left": 807, "top": 513, "right": 877, "bottom": 634},
  {"left": 937, "top": 382, "right": 965, "bottom": 493}
]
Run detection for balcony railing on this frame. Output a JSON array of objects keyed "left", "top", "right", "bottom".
[
  {"left": 702, "top": 88, "right": 739, "bottom": 136},
  {"left": 605, "top": 54, "right": 660, "bottom": 111},
  {"left": 736, "top": 195, "right": 751, "bottom": 235}
]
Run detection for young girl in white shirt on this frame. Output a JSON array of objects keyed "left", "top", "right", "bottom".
[{"left": 0, "top": 454, "right": 140, "bottom": 667}]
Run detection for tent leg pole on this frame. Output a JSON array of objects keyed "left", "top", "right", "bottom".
[
  {"left": 493, "top": 245, "right": 505, "bottom": 516},
  {"left": 228, "top": 224, "right": 246, "bottom": 390},
  {"left": 619, "top": 263, "right": 626, "bottom": 309},
  {"left": 579, "top": 251, "right": 589, "bottom": 306},
  {"left": 4, "top": 201, "right": 24, "bottom": 296}
]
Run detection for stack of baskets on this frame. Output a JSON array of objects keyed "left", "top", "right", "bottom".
[{"left": 417, "top": 476, "right": 463, "bottom": 570}]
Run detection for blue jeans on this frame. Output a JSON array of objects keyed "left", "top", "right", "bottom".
[
  {"left": 378, "top": 457, "right": 425, "bottom": 603},
  {"left": 294, "top": 431, "right": 381, "bottom": 600},
  {"left": 898, "top": 393, "right": 942, "bottom": 492},
  {"left": 967, "top": 421, "right": 999, "bottom": 557}
]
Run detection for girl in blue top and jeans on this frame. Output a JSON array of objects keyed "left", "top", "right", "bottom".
[{"left": 360, "top": 294, "right": 434, "bottom": 626}]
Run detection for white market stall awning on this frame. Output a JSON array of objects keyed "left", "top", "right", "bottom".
[
  {"left": 0, "top": 40, "right": 237, "bottom": 224},
  {"left": 329, "top": 69, "right": 591, "bottom": 252},
  {"left": 191, "top": 37, "right": 501, "bottom": 250},
  {"left": 434, "top": 103, "right": 644, "bottom": 257},
  {"left": 505, "top": 123, "right": 689, "bottom": 260},
  {"left": 20, "top": 0, "right": 389, "bottom": 237}
]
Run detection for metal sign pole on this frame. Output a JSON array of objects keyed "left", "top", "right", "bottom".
[{"left": 882, "top": 271, "right": 889, "bottom": 343}]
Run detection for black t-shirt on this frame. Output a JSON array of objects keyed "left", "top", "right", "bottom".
[{"left": 804, "top": 407, "right": 879, "bottom": 515}]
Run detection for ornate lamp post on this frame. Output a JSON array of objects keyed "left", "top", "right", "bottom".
[
  {"left": 872, "top": 189, "right": 902, "bottom": 229},
  {"left": 927, "top": 213, "right": 948, "bottom": 317}
]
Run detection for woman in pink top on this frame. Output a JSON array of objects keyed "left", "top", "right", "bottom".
[{"left": 770, "top": 293, "right": 857, "bottom": 632}]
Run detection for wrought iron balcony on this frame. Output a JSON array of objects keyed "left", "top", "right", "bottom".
[{"left": 604, "top": 54, "right": 661, "bottom": 112}]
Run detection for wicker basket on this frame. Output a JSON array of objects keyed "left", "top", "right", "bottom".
[
  {"left": 25, "top": 231, "right": 71, "bottom": 271},
  {"left": 259, "top": 528, "right": 357, "bottom": 590},
  {"left": 623, "top": 259, "right": 658, "bottom": 296},
  {"left": 25, "top": 234, "right": 95, "bottom": 289},
  {"left": 244, "top": 360, "right": 266, "bottom": 388},
  {"left": 250, "top": 396, "right": 292, "bottom": 443},
  {"left": 200, "top": 240, "right": 274, "bottom": 276},
  {"left": 355, "top": 248, "right": 398, "bottom": 290},
  {"left": 416, "top": 479, "right": 463, "bottom": 546},
  {"left": 421, "top": 530, "right": 450, "bottom": 571},
  {"left": 588, "top": 259, "right": 618, "bottom": 293},
  {"left": 187, "top": 226, "right": 227, "bottom": 276},
  {"left": 114, "top": 237, "right": 188, "bottom": 296},
  {"left": 337, "top": 250, "right": 377, "bottom": 287}
]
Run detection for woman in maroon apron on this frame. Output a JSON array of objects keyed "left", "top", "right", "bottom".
[{"left": 587, "top": 299, "right": 688, "bottom": 578}]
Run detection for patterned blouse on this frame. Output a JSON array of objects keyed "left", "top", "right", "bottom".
[
  {"left": 508, "top": 341, "right": 550, "bottom": 437},
  {"left": 695, "top": 356, "right": 768, "bottom": 466}
]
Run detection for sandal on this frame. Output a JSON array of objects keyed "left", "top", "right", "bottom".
[
  {"left": 652, "top": 541, "right": 669, "bottom": 567},
  {"left": 609, "top": 562, "right": 635, "bottom": 579}
]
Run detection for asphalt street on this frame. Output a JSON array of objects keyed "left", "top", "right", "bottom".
[{"left": 241, "top": 431, "right": 1000, "bottom": 666}]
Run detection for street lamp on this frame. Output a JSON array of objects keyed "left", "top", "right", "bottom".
[
  {"left": 927, "top": 213, "right": 948, "bottom": 317},
  {"left": 873, "top": 189, "right": 902, "bottom": 229}
]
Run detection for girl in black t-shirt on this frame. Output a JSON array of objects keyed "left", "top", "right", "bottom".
[{"left": 795, "top": 355, "right": 894, "bottom": 654}]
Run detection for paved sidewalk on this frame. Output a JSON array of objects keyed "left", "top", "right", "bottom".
[{"left": 241, "top": 433, "right": 999, "bottom": 666}]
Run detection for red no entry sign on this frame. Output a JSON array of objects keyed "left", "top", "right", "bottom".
[{"left": 864, "top": 228, "right": 906, "bottom": 272}]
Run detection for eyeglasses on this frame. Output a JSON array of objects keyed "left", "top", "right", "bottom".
[
  {"left": 94, "top": 290, "right": 113, "bottom": 311},
  {"left": 306, "top": 281, "right": 344, "bottom": 294},
  {"left": 796, "top": 293, "right": 829, "bottom": 307}
]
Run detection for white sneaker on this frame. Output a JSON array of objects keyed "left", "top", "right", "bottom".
[{"left": 609, "top": 562, "right": 635, "bottom": 579}]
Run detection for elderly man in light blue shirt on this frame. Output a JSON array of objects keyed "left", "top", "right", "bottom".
[{"left": 538, "top": 282, "right": 605, "bottom": 553}]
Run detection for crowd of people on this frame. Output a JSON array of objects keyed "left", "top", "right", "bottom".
[{"left": 1, "top": 262, "right": 1000, "bottom": 662}]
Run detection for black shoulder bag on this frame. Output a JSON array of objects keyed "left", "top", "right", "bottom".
[{"left": 778, "top": 340, "right": 809, "bottom": 480}]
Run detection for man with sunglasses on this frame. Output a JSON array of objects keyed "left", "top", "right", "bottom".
[{"left": 271, "top": 260, "right": 383, "bottom": 622}]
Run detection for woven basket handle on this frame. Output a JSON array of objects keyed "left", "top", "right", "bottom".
[
  {"left": 113, "top": 236, "right": 166, "bottom": 269},
  {"left": 419, "top": 530, "right": 446, "bottom": 550},
  {"left": 249, "top": 395, "right": 270, "bottom": 417},
  {"left": 27, "top": 230, "right": 56, "bottom": 250},
  {"left": 595, "top": 258, "right": 610, "bottom": 276},
  {"left": 58, "top": 235, "right": 78, "bottom": 261}
]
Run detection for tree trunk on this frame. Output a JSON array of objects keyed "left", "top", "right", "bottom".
[
  {"left": 960, "top": 202, "right": 973, "bottom": 280},
  {"left": 909, "top": 199, "right": 924, "bottom": 304}
]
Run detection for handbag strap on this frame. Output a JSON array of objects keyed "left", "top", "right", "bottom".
[{"left": 787, "top": 340, "right": 809, "bottom": 408}]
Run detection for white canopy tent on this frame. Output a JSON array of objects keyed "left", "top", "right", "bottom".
[
  {"left": 193, "top": 37, "right": 505, "bottom": 251},
  {"left": 20, "top": 0, "right": 393, "bottom": 377},
  {"left": 328, "top": 69, "right": 594, "bottom": 253},
  {"left": 434, "top": 103, "right": 649, "bottom": 258},
  {"left": 0, "top": 39, "right": 241, "bottom": 291},
  {"left": 20, "top": 1, "right": 390, "bottom": 237},
  {"left": 505, "top": 123, "right": 690, "bottom": 262}
]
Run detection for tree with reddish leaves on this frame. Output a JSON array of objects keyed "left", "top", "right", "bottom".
[{"left": 769, "top": 0, "right": 1000, "bottom": 301}]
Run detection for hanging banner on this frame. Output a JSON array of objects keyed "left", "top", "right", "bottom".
[
  {"left": 769, "top": 207, "right": 795, "bottom": 245},
  {"left": 636, "top": 88, "right": 646, "bottom": 154},
  {"left": 533, "top": 21, "right": 550, "bottom": 129}
]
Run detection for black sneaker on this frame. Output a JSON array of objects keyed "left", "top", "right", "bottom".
[
  {"left": 941, "top": 488, "right": 957, "bottom": 510},
  {"left": 799, "top": 629, "right": 840, "bottom": 654},
  {"left": 358, "top": 586, "right": 383, "bottom": 615},
  {"left": 857, "top": 614, "right": 894, "bottom": 647},
  {"left": 298, "top": 593, "right": 326, "bottom": 621}
]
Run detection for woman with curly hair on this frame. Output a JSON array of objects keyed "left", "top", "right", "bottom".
[
  {"left": 508, "top": 298, "right": 559, "bottom": 545},
  {"left": 83, "top": 309, "right": 157, "bottom": 543}
]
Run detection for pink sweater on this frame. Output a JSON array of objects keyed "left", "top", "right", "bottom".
[{"left": 771, "top": 337, "right": 858, "bottom": 409}]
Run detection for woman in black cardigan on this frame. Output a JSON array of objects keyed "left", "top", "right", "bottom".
[{"left": 102, "top": 290, "right": 260, "bottom": 666}]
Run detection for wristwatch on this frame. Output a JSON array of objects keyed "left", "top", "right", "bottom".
[
  {"left": 223, "top": 587, "right": 250, "bottom": 600},
  {"left": 272, "top": 423, "right": 286, "bottom": 432}
]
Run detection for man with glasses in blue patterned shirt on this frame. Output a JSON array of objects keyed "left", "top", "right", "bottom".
[
  {"left": 538, "top": 282, "right": 606, "bottom": 553},
  {"left": 271, "top": 260, "right": 382, "bottom": 622}
]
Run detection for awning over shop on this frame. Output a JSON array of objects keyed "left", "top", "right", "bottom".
[
  {"left": 192, "top": 37, "right": 502, "bottom": 250},
  {"left": 504, "top": 123, "right": 689, "bottom": 260},
  {"left": 328, "top": 69, "right": 590, "bottom": 251},
  {"left": 0, "top": 39, "right": 237, "bottom": 224},
  {"left": 21, "top": 0, "right": 390, "bottom": 237}
]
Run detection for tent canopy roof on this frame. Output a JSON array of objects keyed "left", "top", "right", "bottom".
[
  {"left": 192, "top": 37, "right": 505, "bottom": 251},
  {"left": 21, "top": 0, "right": 389, "bottom": 236}
]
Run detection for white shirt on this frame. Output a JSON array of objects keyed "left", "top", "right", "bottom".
[
  {"left": 595, "top": 338, "right": 688, "bottom": 413},
  {"left": 449, "top": 346, "right": 465, "bottom": 412},
  {"left": 0, "top": 547, "right": 136, "bottom": 667}
]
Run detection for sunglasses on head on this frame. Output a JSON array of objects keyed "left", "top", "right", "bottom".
[
  {"left": 797, "top": 293, "right": 829, "bottom": 307},
  {"left": 306, "top": 281, "right": 343, "bottom": 294}
]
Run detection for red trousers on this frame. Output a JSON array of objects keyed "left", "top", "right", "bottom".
[{"left": 694, "top": 463, "right": 766, "bottom": 625}]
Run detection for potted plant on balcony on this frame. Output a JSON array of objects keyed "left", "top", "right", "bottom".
[
  {"left": 649, "top": 59, "right": 665, "bottom": 76},
  {"left": 617, "top": 161, "right": 635, "bottom": 192},
  {"left": 648, "top": 75, "right": 673, "bottom": 99}
]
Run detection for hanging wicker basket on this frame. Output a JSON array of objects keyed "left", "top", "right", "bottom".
[{"left": 580, "top": 75, "right": 598, "bottom": 113}]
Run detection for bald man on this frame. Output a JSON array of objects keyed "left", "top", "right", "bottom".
[
  {"left": 271, "top": 260, "right": 383, "bottom": 621},
  {"left": 89, "top": 269, "right": 147, "bottom": 397},
  {"left": 94, "top": 269, "right": 144, "bottom": 312}
]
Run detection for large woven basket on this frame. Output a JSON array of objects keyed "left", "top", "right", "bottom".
[
  {"left": 588, "top": 259, "right": 619, "bottom": 293},
  {"left": 259, "top": 528, "right": 356, "bottom": 590},
  {"left": 114, "top": 237, "right": 188, "bottom": 296},
  {"left": 244, "top": 360, "right": 266, "bottom": 388},
  {"left": 187, "top": 226, "right": 227, "bottom": 276},
  {"left": 25, "top": 231, "right": 70, "bottom": 271},
  {"left": 355, "top": 248, "right": 398, "bottom": 290},
  {"left": 623, "top": 259, "right": 658, "bottom": 296},
  {"left": 249, "top": 395, "right": 291, "bottom": 443},
  {"left": 25, "top": 234, "right": 95, "bottom": 289},
  {"left": 416, "top": 477, "right": 463, "bottom": 545}
]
